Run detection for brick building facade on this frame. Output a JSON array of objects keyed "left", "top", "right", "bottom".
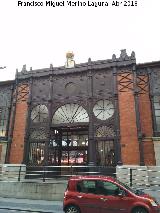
[{"left": 0, "top": 50, "right": 160, "bottom": 168}]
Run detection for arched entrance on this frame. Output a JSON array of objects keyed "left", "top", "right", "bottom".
[
  {"left": 49, "top": 126, "right": 88, "bottom": 166},
  {"left": 95, "top": 126, "right": 116, "bottom": 167},
  {"left": 50, "top": 103, "right": 89, "bottom": 166}
]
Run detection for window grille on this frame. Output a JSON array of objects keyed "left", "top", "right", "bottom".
[
  {"left": 52, "top": 104, "right": 89, "bottom": 124},
  {"left": 31, "top": 105, "right": 48, "bottom": 123},
  {"left": 28, "top": 142, "right": 45, "bottom": 166},
  {"left": 0, "top": 107, "right": 8, "bottom": 138},
  {"left": 153, "top": 96, "right": 160, "bottom": 131}
]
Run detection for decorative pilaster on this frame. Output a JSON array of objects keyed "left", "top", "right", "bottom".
[
  {"left": 117, "top": 50, "right": 140, "bottom": 165},
  {"left": 113, "top": 66, "right": 122, "bottom": 165},
  {"left": 22, "top": 77, "right": 33, "bottom": 164},
  {"left": 133, "top": 66, "right": 144, "bottom": 166},
  {"left": 9, "top": 68, "right": 29, "bottom": 163},
  {"left": 87, "top": 59, "right": 96, "bottom": 165}
]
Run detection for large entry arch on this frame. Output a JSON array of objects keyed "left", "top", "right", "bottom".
[{"left": 50, "top": 103, "right": 89, "bottom": 166}]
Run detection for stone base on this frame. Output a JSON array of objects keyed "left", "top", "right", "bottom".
[
  {"left": 153, "top": 139, "right": 160, "bottom": 166},
  {"left": 0, "top": 164, "right": 26, "bottom": 181},
  {"left": 0, "top": 142, "right": 7, "bottom": 164},
  {"left": 116, "top": 165, "right": 160, "bottom": 186}
]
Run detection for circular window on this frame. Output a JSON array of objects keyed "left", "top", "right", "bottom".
[
  {"left": 31, "top": 105, "right": 48, "bottom": 123},
  {"left": 93, "top": 100, "right": 114, "bottom": 120}
]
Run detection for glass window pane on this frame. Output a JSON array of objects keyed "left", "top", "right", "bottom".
[
  {"left": 156, "top": 117, "right": 160, "bottom": 131},
  {"left": 93, "top": 100, "right": 114, "bottom": 120},
  {"left": 52, "top": 104, "right": 89, "bottom": 124},
  {"left": 28, "top": 142, "right": 45, "bottom": 166},
  {"left": 31, "top": 105, "right": 48, "bottom": 123},
  {"left": 96, "top": 181, "right": 119, "bottom": 196},
  {"left": 0, "top": 107, "right": 8, "bottom": 137}
]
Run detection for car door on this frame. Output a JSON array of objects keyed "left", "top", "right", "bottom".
[
  {"left": 97, "top": 181, "right": 134, "bottom": 213},
  {"left": 75, "top": 180, "right": 101, "bottom": 213}
]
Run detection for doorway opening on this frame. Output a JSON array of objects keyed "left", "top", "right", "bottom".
[
  {"left": 49, "top": 126, "right": 88, "bottom": 166},
  {"left": 96, "top": 140, "right": 115, "bottom": 167}
]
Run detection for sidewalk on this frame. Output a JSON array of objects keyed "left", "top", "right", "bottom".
[{"left": 0, "top": 197, "right": 63, "bottom": 213}]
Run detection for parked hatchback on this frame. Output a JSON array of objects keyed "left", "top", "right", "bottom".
[{"left": 63, "top": 176, "right": 160, "bottom": 213}]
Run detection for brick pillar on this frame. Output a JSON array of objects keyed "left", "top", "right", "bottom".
[
  {"left": 118, "top": 71, "right": 140, "bottom": 164},
  {"left": 9, "top": 83, "right": 29, "bottom": 163},
  {"left": 137, "top": 74, "right": 156, "bottom": 165}
]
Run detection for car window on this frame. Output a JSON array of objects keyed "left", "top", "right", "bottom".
[
  {"left": 77, "top": 180, "right": 96, "bottom": 194},
  {"left": 96, "top": 181, "right": 119, "bottom": 196}
]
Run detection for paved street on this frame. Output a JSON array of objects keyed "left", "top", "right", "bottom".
[
  {"left": 0, "top": 187, "right": 159, "bottom": 213},
  {"left": 0, "top": 197, "right": 63, "bottom": 213}
]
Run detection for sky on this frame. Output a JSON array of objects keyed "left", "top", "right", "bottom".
[{"left": 0, "top": 0, "right": 160, "bottom": 81}]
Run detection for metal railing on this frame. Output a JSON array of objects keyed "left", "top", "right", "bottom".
[
  {"left": 0, "top": 164, "right": 116, "bottom": 182},
  {"left": 1, "top": 164, "right": 160, "bottom": 188},
  {"left": 25, "top": 165, "right": 116, "bottom": 182}
]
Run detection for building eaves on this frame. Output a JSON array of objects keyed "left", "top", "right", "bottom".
[
  {"left": 17, "top": 49, "right": 136, "bottom": 80},
  {"left": 137, "top": 60, "right": 160, "bottom": 69},
  {"left": 0, "top": 80, "right": 15, "bottom": 86}
]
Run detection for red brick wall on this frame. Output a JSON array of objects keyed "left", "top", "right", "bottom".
[
  {"left": 118, "top": 72, "right": 140, "bottom": 164},
  {"left": 138, "top": 75, "right": 156, "bottom": 165},
  {"left": 9, "top": 84, "right": 29, "bottom": 164}
]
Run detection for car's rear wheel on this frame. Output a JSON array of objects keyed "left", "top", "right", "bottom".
[
  {"left": 65, "top": 205, "right": 80, "bottom": 213},
  {"left": 132, "top": 207, "right": 148, "bottom": 213}
]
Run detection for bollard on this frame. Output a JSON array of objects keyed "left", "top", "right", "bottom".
[
  {"left": 129, "top": 168, "right": 133, "bottom": 187},
  {"left": 18, "top": 166, "right": 22, "bottom": 182}
]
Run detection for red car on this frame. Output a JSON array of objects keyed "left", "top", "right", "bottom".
[{"left": 63, "top": 176, "right": 160, "bottom": 213}]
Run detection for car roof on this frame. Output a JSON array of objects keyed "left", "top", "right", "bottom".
[{"left": 69, "top": 175, "right": 116, "bottom": 182}]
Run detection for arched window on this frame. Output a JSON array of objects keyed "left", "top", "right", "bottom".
[
  {"left": 31, "top": 105, "right": 48, "bottom": 123},
  {"left": 52, "top": 103, "right": 89, "bottom": 124}
]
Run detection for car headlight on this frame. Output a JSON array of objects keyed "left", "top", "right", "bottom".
[{"left": 148, "top": 199, "right": 158, "bottom": 207}]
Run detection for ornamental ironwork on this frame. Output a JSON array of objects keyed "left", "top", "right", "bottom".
[
  {"left": 30, "top": 128, "right": 48, "bottom": 140},
  {"left": 152, "top": 71, "right": 160, "bottom": 94},
  {"left": 28, "top": 142, "right": 45, "bottom": 166},
  {"left": 31, "top": 105, "right": 48, "bottom": 123},
  {"left": 52, "top": 103, "right": 89, "bottom": 124},
  {"left": 153, "top": 96, "right": 160, "bottom": 131},
  {"left": 93, "top": 100, "right": 114, "bottom": 120},
  {"left": 0, "top": 86, "right": 12, "bottom": 138},
  {"left": 0, "top": 86, "right": 12, "bottom": 107},
  {"left": 95, "top": 126, "right": 115, "bottom": 137},
  {"left": 0, "top": 107, "right": 8, "bottom": 137}
]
